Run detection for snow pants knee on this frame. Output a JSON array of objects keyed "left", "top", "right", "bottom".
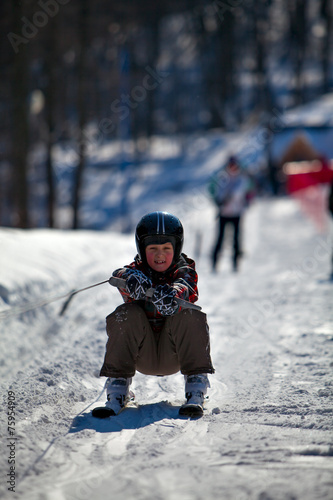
[{"left": 100, "top": 302, "right": 215, "bottom": 378}]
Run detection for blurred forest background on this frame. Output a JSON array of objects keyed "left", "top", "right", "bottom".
[{"left": 0, "top": 0, "right": 332, "bottom": 229}]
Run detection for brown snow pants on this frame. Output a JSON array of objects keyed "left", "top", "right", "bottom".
[{"left": 100, "top": 302, "right": 214, "bottom": 378}]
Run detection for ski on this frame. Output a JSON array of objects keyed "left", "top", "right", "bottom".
[
  {"left": 92, "top": 406, "right": 117, "bottom": 418},
  {"left": 92, "top": 401, "right": 205, "bottom": 419},
  {"left": 179, "top": 403, "right": 204, "bottom": 419},
  {"left": 92, "top": 390, "right": 136, "bottom": 418},
  {"left": 92, "top": 400, "right": 137, "bottom": 418}
]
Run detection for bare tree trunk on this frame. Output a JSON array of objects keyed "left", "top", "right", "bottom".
[
  {"left": 72, "top": 0, "right": 89, "bottom": 230},
  {"left": 44, "top": 17, "right": 57, "bottom": 228},
  {"left": 288, "top": 0, "right": 307, "bottom": 104},
  {"left": 146, "top": 18, "right": 160, "bottom": 137},
  {"left": 253, "top": 0, "right": 271, "bottom": 111},
  {"left": 321, "top": 0, "right": 333, "bottom": 94},
  {"left": 211, "top": 7, "right": 235, "bottom": 129},
  {"left": 10, "top": 0, "right": 29, "bottom": 228}
]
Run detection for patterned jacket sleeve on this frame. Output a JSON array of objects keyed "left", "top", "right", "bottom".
[
  {"left": 171, "top": 256, "right": 198, "bottom": 303},
  {"left": 112, "top": 263, "right": 138, "bottom": 303}
]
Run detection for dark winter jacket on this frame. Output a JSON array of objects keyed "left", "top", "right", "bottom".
[
  {"left": 208, "top": 169, "right": 253, "bottom": 217},
  {"left": 113, "top": 254, "right": 198, "bottom": 331},
  {"left": 329, "top": 181, "right": 333, "bottom": 216}
]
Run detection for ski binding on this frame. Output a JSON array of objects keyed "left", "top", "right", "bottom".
[{"left": 179, "top": 403, "right": 204, "bottom": 419}]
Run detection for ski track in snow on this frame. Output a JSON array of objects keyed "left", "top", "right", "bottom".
[{"left": 0, "top": 198, "right": 333, "bottom": 500}]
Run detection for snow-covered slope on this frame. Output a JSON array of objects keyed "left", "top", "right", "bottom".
[{"left": 0, "top": 196, "right": 332, "bottom": 500}]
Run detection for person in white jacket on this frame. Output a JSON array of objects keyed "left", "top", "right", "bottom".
[{"left": 209, "top": 156, "right": 253, "bottom": 272}]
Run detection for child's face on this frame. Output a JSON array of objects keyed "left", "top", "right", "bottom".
[{"left": 145, "top": 242, "right": 174, "bottom": 272}]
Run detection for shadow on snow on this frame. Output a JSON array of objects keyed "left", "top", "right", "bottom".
[{"left": 69, "top": 401, "right": 183, "bottom": 433}]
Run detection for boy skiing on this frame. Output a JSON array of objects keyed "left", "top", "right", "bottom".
[{"left": 95, "top": 211, "right": 214, "bottom": 418}]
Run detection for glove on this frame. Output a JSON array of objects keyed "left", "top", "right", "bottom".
[
  {"left": 151, "top": 284, "right": 178, "bottom": 316},
  {"left": 122, "top": 269, "right": 152, "bottom": 300}
]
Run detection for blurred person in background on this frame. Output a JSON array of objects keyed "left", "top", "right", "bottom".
[
  {"left": 209, "top": 156, "right": 254, "bottom": 272},
  {"left": 328, "top": 180, "right": 333, "bottom": 281}
]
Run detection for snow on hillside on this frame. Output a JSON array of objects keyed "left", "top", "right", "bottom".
[
  {"left": 50, "top": 128, "right": 267, "bottom": 232},
  {"left": 0, "top": 194, "right": 332, "bottom": 500}
]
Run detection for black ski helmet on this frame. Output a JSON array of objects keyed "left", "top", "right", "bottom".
[{"left": 135, "top": 211, "right": 184, "bottom": 266}]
